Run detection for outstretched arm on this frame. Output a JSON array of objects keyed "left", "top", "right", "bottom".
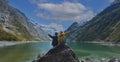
[
  {"left": 64, "top": 31, "right": 71, "bottom": 35},
  {"left": 48, "top": 34, "right": 53, "bottom": 38}
]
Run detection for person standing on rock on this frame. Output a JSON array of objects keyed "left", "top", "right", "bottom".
[
  {"left": 48, "top": 32, "right": 58, "bottom": 47},
  {"left": 58, "top": 31, "right": 70, "bottom": 45}
]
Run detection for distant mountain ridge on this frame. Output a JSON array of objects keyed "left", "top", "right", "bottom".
[{"left": 66, "top": 0, "right": 120, "bottom": 42}]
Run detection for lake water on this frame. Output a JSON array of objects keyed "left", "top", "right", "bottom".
[{"left": 0, "top": 42, "right": 120, "bottom": 62}]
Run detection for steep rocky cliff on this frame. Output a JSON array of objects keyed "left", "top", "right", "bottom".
[{"left": 66, "top": 0, "right": 120, "bottom": 42}]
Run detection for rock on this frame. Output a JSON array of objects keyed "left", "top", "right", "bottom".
[
  {"left": 84, "top": 58, "right": 93, "bottom": 62},
  {"left": 34, "top": 43, "right": 79, "bottom": 62},
  {"left": 108, "top": 58, "right": 119, "bottom": 62},
  {"left": 79, "top": 58, "right": 120, "bottom": 62}
]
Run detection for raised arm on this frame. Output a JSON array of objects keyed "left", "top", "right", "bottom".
[
  {"left": 64, "top": 31, "right": 70, "bottom": 35},
  {"left": 48, "top": 34, "right": 53, "bottom": 38}
]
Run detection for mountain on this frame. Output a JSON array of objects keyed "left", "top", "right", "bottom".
[
  {"left": 0, "top": 0, "right": 48, "bottom": 41},
  {"left": 36, "top": 23, "right": 64, "bottom": 35},
  {"left": 112, "top": 0, "right": 120, "bottom": 4},
  {"left": 66, "top": 0, "right": 120, "bottom": 42},
  {"left": 33, "top": 23, "right": 64, "bottom": 41}
]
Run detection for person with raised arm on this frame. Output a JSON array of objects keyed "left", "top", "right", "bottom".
[
  {"left": 48, "top": 32, "right": 58, "bottom": 47},
  {"left": 58, "top": 31, "right": 70, "bottom": 45}
]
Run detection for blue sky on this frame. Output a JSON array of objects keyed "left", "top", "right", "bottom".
[{"left": 8, "top": 0, "right": 113, "bottom": 30}]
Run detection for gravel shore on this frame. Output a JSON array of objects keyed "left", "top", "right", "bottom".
[{"left": 80, "top": 58, "right": 120, "bottom": 62}]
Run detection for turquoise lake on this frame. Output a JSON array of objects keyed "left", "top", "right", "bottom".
[{"left": 0, "top": 42, "right": 120, "bottom": 62}]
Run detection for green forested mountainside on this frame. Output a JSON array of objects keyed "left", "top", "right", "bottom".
[{"left": 66, "top": 3, "right": 120, "bottom": 42}]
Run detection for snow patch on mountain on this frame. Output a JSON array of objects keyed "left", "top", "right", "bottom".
[
  {"left": 36, "top": 23, "right": 64, "bottom": 35},
  {"left": 112, "top": 0, "right": 120, "bottom": 4}
]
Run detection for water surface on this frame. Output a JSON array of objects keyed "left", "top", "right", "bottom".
[
  {"left": 0, "top": 42, "right": 120, "bottom": 62},
  {"left": 67, "top": 42, "right": 120, "bottom": 59},
  {"left": 0, "top": 42, "right": 52, "bottom": 62}
]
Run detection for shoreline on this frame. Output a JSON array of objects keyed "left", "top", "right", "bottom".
[
  {"left": 0, "top": 41, "right": 120, "bottom": 47},
  {"left": 86, "top": 41, "right": 120, "bottom": 46},
  {"left": 0, "top": 41, "right": 21, "bottom": 47},
  {"left": 0, "top": 41, "right": 42, "bottom": 47}
]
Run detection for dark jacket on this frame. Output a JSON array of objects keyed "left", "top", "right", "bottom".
[{"left": 48, "top": 34, "right": 58, "bottom": 47}]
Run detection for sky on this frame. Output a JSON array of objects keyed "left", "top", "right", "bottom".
[{"left": 8, "top": 0, "right": 114, "bottom": 31}]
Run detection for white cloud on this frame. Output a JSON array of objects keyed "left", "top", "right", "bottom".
[
  {"left": 48, "top": 23, "right": 64, "bottom": 31},
  {"left": 31, "top": 1, "right": 94, "bottom": 22},
  {"left": 38, "top": 2, "right": 86, "bottom": 14},
  {"left": 29, "top": 0, "right": 48, "bottom": 3},
  {"left": 108, "top": 0, "right": 114, "bottom": 2}
]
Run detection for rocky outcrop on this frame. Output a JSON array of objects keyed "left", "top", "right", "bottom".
[{"left": 33, "top": 44, "right": 79, "bottom": 62}]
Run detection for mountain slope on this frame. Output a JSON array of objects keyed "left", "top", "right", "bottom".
[
  {"left": 0, "top": 0, "right": 45, "bottom": 41},
  {"left": 66, "top": 1, "right": 120, "bottom": 42},
  {"left": 0, "top": 26, "right": 20, "bottom": 41}
]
